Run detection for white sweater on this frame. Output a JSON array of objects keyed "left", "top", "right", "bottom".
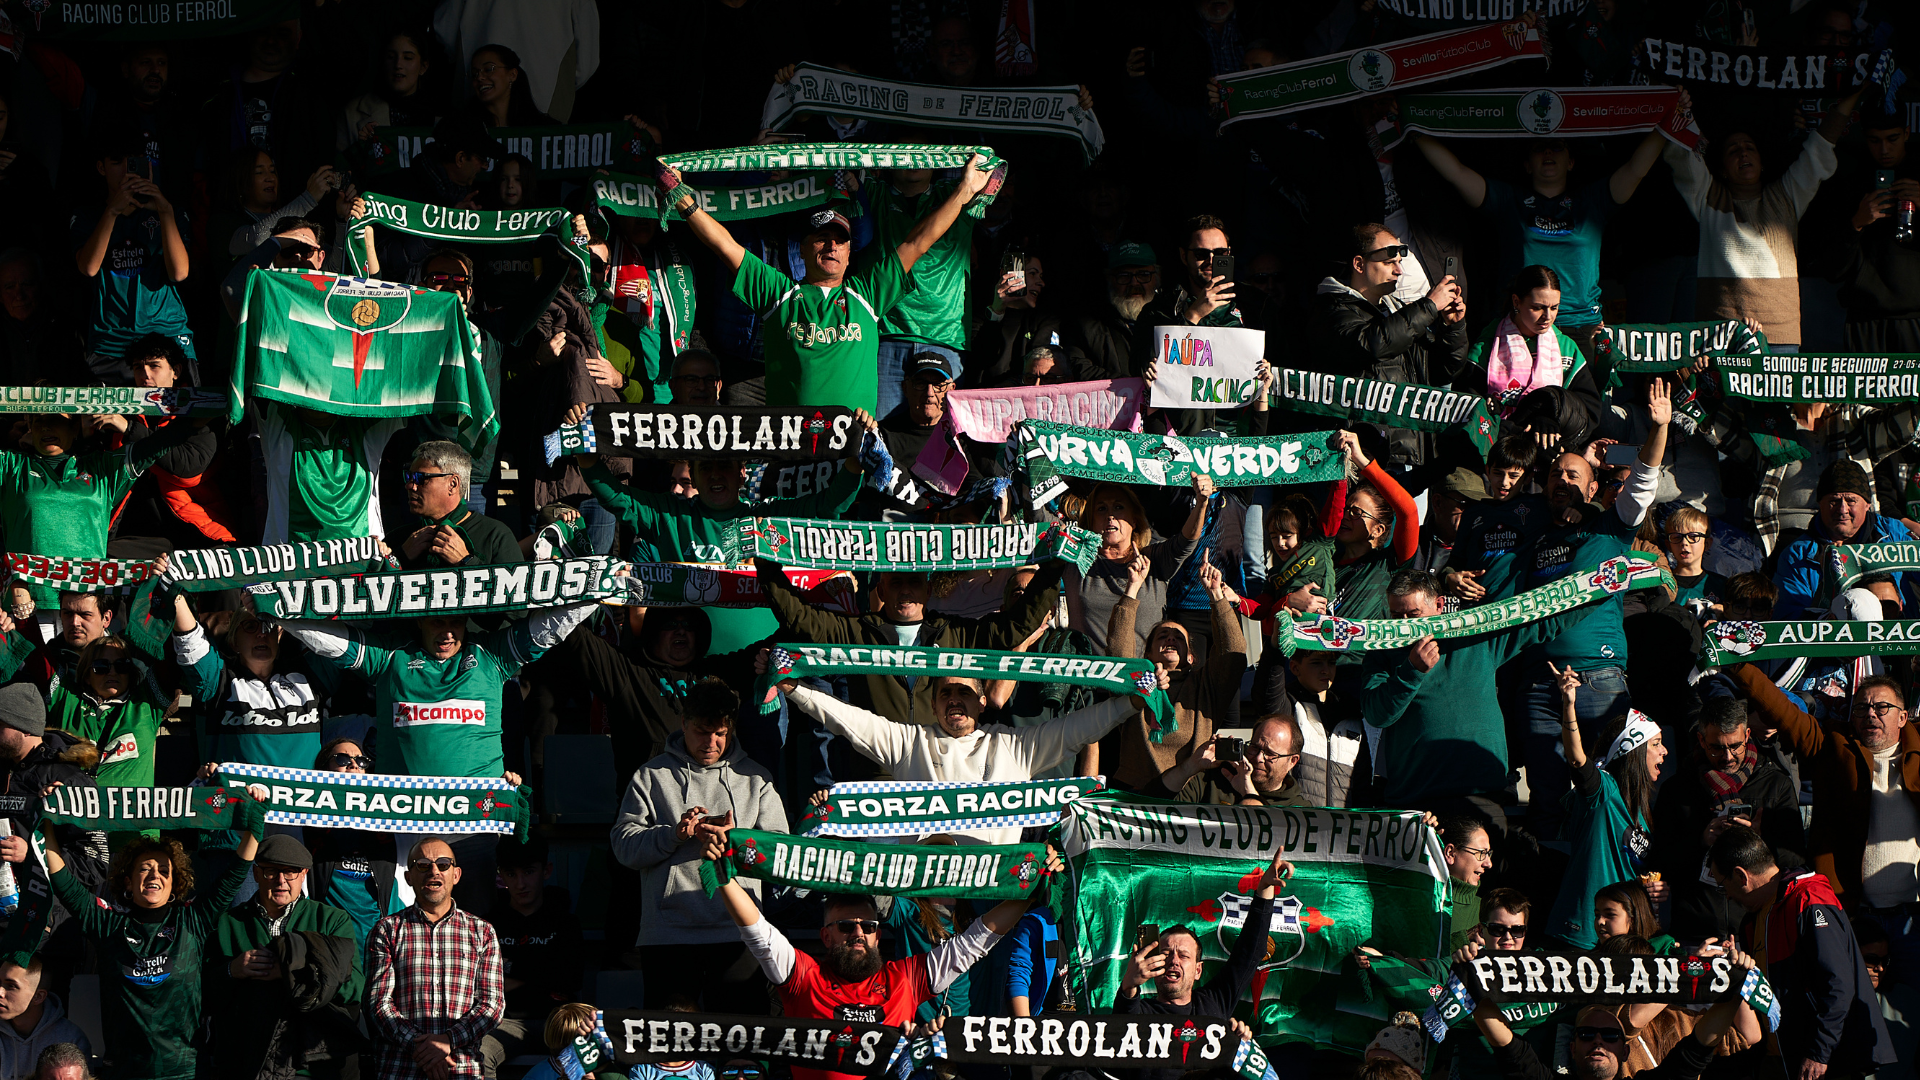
[{"left": 787, "top": 686, "right": 1136, "bottom": 844}]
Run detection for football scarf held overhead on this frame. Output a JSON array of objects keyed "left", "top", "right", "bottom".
[
  {"left": 1277, "top": 554, "right": 1670, "bottom": 653},
  {"left": 763, "top": 643, "right": 1176, "bottom": 740},
  {"left": 620, "top": 564, "right": 859, "bottom": 613},
  {"left": 1268, "top": 368, "right": 1500, "bottom": 457},
  {"left": 593, "top": 170, "right": 846, "bottom": 223},
  {"left": 917, "top": 378, "right": 1146, "bottom": 495},
  {"left": 700, "top": 828, "right": 1054, "bottom": 899},
  {"left": 1828, "top": 542, "right": 1920, "bottom": 590},
  {"left": 230, "top": 270, "right": 496, "bottom": 445},
  {"left": 655, "top": 144, "right": 1008, "bottom": 220},
  {"left": 1377, "top": 85, "right": 1703, "bottom": 151},
  {"left": 345, "top": 192, "right": 585, "bottom": 278},
  {"left": 161, "top": 536, "right": 388, "bottom": 592},
  {"left": 27, "top": 0, "right": 293, "bottom": 39},
  {"left": 797, "top": 776, "right": 1104, "bottom": 837},
  {"left": 4, "top": 553, "right": 156, "bottom": 595},
  {"left": 1642, "top": 37, "right": 1869, "bottom": 93},
  {"left": 1018, "top": 421, "right": 1345, "bottom": 505},
  {"left": 1439, "top": 950, "right": 1782, "bottom": 1028},
  {"left": 38, "top": 785, "right": 265, "bottom": 835},
  {"left": 542, "top": 404, "right": 862, "bottom": 465},
  {"left": 0, "top": 385, "right": 227, "bottom": 416},
  {"left": 939, "top": 1015, "right": 1244, "bottom": 1070},
  {"left": 1214, "top": 22, "right": 1544, "bottom": 125},
  {"left": 1060, "top": 794, "right": 1451, "bottom": 1053},
  {"left": 1714, "top": 351, "right": 1920, "bottom": 404},
  {"left": 352, "top": 122, "right": 653, "bottom": 179},
  {"left": 594, "top": 1010, "right": 903, "bottom": 1076},
  {"left": 246, "top": 557, "right": 628, "bottom": 619},
  {"left": 748, "top": 518, "right": 1102, "bottom": 574},
  {"left": 1700, "top": 619, "right": 1920, "bottom": 666},
  {"left": 215, "top": 763, "right": 530, "bottom": 838},
  {"left": 761, "top": 65, "right": 1104, "bottom": 164}
]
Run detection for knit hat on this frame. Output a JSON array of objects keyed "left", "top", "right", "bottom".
[
  {"left": 1816, "top": 459, "right": 1872, "bottom": 502},
  {"left": 256, "top": 833, "right": 314, "bottom": 872},
  {"left": 0, "top": 684, "right": 46, "bottom": 738},
  {"left": 1365, "top": 1013, "right": 1427, "bottom": 1070}
]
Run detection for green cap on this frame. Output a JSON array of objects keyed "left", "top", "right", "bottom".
[{"left": 1107, "top": 242, "right": 1158, "bottom": 270}]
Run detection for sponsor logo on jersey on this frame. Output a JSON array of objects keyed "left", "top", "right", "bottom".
[{"left": 393, "top": 699, "right": 488, "bottom": 727}]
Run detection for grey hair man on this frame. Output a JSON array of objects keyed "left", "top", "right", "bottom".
[{"left": 393, "top": 440, "right": 520, "bottom": 569}]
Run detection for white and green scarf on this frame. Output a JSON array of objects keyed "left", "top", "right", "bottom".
[
  {"left": 796, "top": 776, "right": 1104, "bottom": 837},
  {"left": 761, "top": 64, "right": 1103, "bottom": 163},
  {"left": 593, "top": 170, "right": 846, "bottom": 223},
  {"left": 346, "top": 191, "right": 588, "bottom": 278},
  {"left": 215, "top": 763, "right": 530, "bottom": 837},
  {"left": 162, "top": 536, "right": 389, "bottom": 593},
  {"left": 1018, "top": 421, "right": 1344, "bottom": 504},
  {"left": 1702, "top": 618, "right": 1920, "bottom": 666},
  {"left": 1828, "top": 542, "right": 1920, "bottom": 591},
  {"left": 0, "top": 385, "right": 227, "bottom": 416},
  {"left": 247, "top": 557, "right": 628, "bottom": 619},
  {"left": 701, "top": 827, "right": 1053, "bottom": 898},
  {"left": 655, "top": 143, "right": 1006, "bottom": 221},
  {"left": 1377, "top": 85, "right": 1702, "bottom": 151},
  {"left": 746, "top": 518, "right": 1101, "bottom": 573},
  {"left": 5, "top": 553, "right": 157, "bottom": 595},
  {"left": 1715, "top": 351, "right": 1920, "bottom": 404},
  {"left": 1268, "top": 368, "right": 1500, "bottom": 457},
  {"left": 1216, "top": 22, "right": 1544, "bottom": 125}
]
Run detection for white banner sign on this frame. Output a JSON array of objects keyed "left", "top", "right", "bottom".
[{"left": 1148, "top": 326, "right": 1265, "bottom": 410}]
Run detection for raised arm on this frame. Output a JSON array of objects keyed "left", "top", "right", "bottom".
[
  {"left": 1550, "top": 662, "right": 1587, "bottom": 770},
  {"left": 1610, "top": 105, "right": 1681, "bottom": 205},
  {"left": 657, "top": 165, "right": 748, "bottom": 272},
  {"left": 896, "top": 154, "right": 996, "bottom": 275},
  {"left": 1412, "top": 135, "right": 1488, "bottom": 208}
]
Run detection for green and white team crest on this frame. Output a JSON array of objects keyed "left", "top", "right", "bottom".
[
  {"left": 322, "top": 277, "right": 416, "bottom": 386},
  {"left": 1211, "top": 890, "right": 1317, "bottom": 970}
]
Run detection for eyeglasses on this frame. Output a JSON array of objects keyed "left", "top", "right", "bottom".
[
  {"left": 1245, "top": 745, "right": 1299, "bottom": 763},
  {"left": 90, "top": 659, "right": 136, "bottom": 675},
  {"left": 1573, "top": 1028, "right": 1625, "bottom": 1045},
  {"left": 1455, "top": 845, "right": 1493, "bottom": 861},
  {"left": 1364, "top": 244, "right": 1410, "bottom": 262},
  {"left": 1188, "top": 247, "right": 1231, "bottom": 260},
  {"left": 830, "top": 919, "right": 881, "bottom": 936},
  {"left": 1667, "top": 531, "right": 1708, "bottom": 544},
  {"left": 330, "top": 752, "right": 371, "bottom": 769},
  {"left": 719, "top": 1070, "right": 765, "bottom": 1080},
  {"left": 1343, "top": 505, "right": 1380, "bottom": 523},
  {"left": 425, "top": 272, "right": 471, "bottom": 288},
  {"left": 277, "top": 241, "right": 319, "bottom": 260},
  {"left": 409, "top": 857, "right": 457, "bottom": 873},
  {"left": 403, "top": 470, "right": 455, "bottom": 486},
  {"left": 1483, "top": 921, "right": 1527, "bottom": 940},
  {"left": 1853, "top": 701, "right": 1906, "bottom": 718}
]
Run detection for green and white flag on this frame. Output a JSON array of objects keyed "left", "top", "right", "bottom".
[
  {"left": 1267, "top": 368, "right": 1500, "bottom": 457},
  {"left": 761, "top": 64, "right": 1104, "bottom": 163},
  {"left": 1702, "top": 619, "right": 1920, "bottom": 666},
  {"left": 1215, "top": 22, "right": 1544, "bottom": 125},
  {"left": 593, "top": 170, "right": 845, "bottom": 223},
  {"left": 161, "top": 536, "right": 388, "bottom": 593},
  {"left": 746, "top": 518, "right": 1101, "bottom": 573},
  {"left": 1828, "top": 542, "right": 1920, "bottom": 591},
  {"left": 700, "top": 828, "right": 1053, "bottom": 899},
  {"left": 247, "top": 557, "right": 629, "bottom": 620},
  {"left": 795, "top": 776, "right": 1105, "bottom": 837},
  {"left": 655, "top": 144, "right": 1006, "bottom": 221},
  {"left": 0, "top": 385, "right": 227, "bottom": 416},
  {"left": 345, "top": 192, "right": 586, "bottom": 278},
  {"left": 1714, "top": 351, "right": 1920, "bottom": 404},
  {"left": 1017, "top": 421, "right": 1344, "bottom": 504},
  {"left": 215, "top": 763, "right": 530, "bottom": 838},
  {"left": 229, "top": 269, "right": 497, "bottom": 448},
  {"left": 4, "top": 553, "right": 157, "bottom": 595},
  {"left": 1061, "top": 793, "right": 1451, "bottom": 1052},
  {"left": 764, "top": 643, "right": 1176, "bottom": 740},
  {"left": 1276, "top": 554, "right": 1671, "bottom": 653}
]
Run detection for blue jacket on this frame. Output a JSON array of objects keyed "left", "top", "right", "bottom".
[{"left": 1772, "top": 511, "right": 1915, "bottom": 619}]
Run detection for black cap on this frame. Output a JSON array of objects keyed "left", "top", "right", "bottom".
[
  {"left": 804, "top": 207, "right": 853, "bottom": 238},
  {"left": 1816, "top": 459, "right": 1872, "bottom": 502},
  {"left": 908, "top": 352, "right": 956, "bottom": 383},
  {"left": 256, "top": 833, "right": 314, "bottom": 871},
  {"left": 430, "top": 115, "right": 506, "bottom": 160}
]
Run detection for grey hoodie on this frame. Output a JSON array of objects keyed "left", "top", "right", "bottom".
[
  {"left": 0, "top": 993, "right": 90, "bottom": 1080},
  {"left": 610, "top": 732, "right": 789, "bottom": 946}
]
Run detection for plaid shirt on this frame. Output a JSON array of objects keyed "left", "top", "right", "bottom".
[{"left": 367, "top": 904, "right": 505, "bottom": 1080}]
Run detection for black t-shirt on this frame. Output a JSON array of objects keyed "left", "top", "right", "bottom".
[{"left": 488, "top": 888, "right": 586, "bottom": 1021}]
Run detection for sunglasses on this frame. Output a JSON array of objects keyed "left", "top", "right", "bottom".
[
  {"left": 720, "top": 1070, "right": 764, "bottom": 1080},
  {"left": 331, "top": 752, "right": 371, "bottom": 769},
  {"left": 1189, "top": 247, "right": 1231, "bottom": 260},
  {"left": 1364, "top": 244, "right": 1411, "bottom": 262},
  {"left": 1574, "top": 1027, "right": 1625, "bottom": 1045},
  {"left": 91, "top": 659, "right": 136, "bottom": 675},
  {"left": 831, "top": 919, "right": 881, "bottom": 936},
  {"left": 403, "top": 470, "right": 455, "bottom": 486},
  {"left": 278, "top": 241, "right": 319, "bottom": 259},
  {"left": 426, "top": 272, "right": 471, "bottom": 287},
  {"left": 409, "top": 857, "right": 457, "bottom": 873},
  {"left": 1483, "top": 921, "right": 1527, "bottom": 940}
]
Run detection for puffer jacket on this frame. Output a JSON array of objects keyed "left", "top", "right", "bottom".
[
  {"left": 1299, "top": 277, "right": 1470, "bottom": 465},
  {"left": 609, "top": 733, "right": 789, "bottom": 945}
]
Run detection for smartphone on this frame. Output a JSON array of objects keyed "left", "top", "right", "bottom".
[
  {"left": 1135, "top": 924, "right": 1159, "bottom": 952},
  {"left": 1877, "top": 169, "right": 1897, "bottom": 191},
  {"left": 1443, "top": 255, "right": 1459, "bottom": 280},
  {"left": 128, "top": 157, "right": 151, "bottom": 181},
  {"left": 703, "top": 814, "right": 730, "bottom": 826},
  {"left": 1215, "top": 736, "right": 1246, "bottom": 763},
  {"left": 1720, "top": 802, "right": 1751, "bottom": 819},
  {"left": 1212, "top": 253, "right": 1235, "bottom": 289},
  {"left": 1603, "top": 443, "right": 1641, "bottom": 467}
]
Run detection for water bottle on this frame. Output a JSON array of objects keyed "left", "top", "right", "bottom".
[
  {"left": 1897, "top": 200, "right": 1917, "bottom": 245},
  {"left": 0, "top": 821, "right": 20, "bottom": 916}
]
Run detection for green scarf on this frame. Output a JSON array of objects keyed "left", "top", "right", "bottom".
[
  {"left": 39, "top": 784, "right": 265, "bottom": 835},
  {"left": 655, "top": 144, "right": 1006, "bottom": 221},
  {"left": 761, "top": 64, "right": 1103, "bottom": 163},
  {"left": 346, "top": 191, "right": 588, "bottom": 278},
  {"left": 215, "top": 763, "right": 530, "bottom": 839},
  {"left": 1829, "top": 542, "right": 1920, "bottom": 590},
  {"left": 0, "top": 385, "right": 227, "bottom": 416},
  {"left": 1018, "top": 421, "right": 1344, "bottom": 505},
  {"left": 351, "top": 123, "right": 652, "bottom": 179},
  {"left": 1600, "top": 320, "right": 1768, "bottom": 378},
  {"left": 622, "top": 564, "right": 856, "bottom": 611},
  {"left": 1275, "top": 554, "right": 1671, "bottom": 654},
  {"left": 1715, "top": 351, "right": 1920, "bottom": 404},
  {"left": 746, "top": 518, "right": 1100, "bottom": 573},
  {"left": 763, "top": 642, "right": 1175, "bottom": 740},
  {"left": 593, "top": 170, "right": 846, "bottom": 223},
  {"left": 31, "top": 0, "right": 293, "bottom": 39},
  {"left": 5, "top": 553, "right": 156, "bottom": 595},
  {"left": 1376, "top": 86, "right": 1701, "bottom": 151},
  {"left": 161, "top": 536, "right": 389, "bottom": 593},
  {"left": 1215, "top": 22, "right": 1544, "bottom": 125},
  {"left": 246, "top": 557, "right": 626, "bottom": 619},
  {"left": 795, "top": 776, "right": 1104, "bottom": 837},
  {"left": 1702, "top": 619, "right": 1920, "bottom": 666},
  {"left": 1268, "top": 368, "right": 1500, "bottom": 457},
  {"left": 700, "top": 827, "right": 1053, "bottom": 899}
]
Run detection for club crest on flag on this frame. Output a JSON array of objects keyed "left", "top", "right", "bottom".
[
  {"left": 1214, "top": 893, "right": 1308, "bottom": 969},
  {"left": 324, "top": 277, "right": 416, "bottom": 387}
]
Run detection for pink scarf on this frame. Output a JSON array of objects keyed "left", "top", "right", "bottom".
[{"left": 1485, "top": 314, "right": 1564, "bottom": 415}]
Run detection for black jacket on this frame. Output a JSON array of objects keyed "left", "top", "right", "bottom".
[
  {"left": 1113, "top": 893, "right": 1273, "bottom": 1080},
  {"left": 1492, "top": 1027, "right": 1716, "bottom": 1080},
  {"left": 1065, "top": 305, "right": 1138, "bottom": 381},
  {"left": 1744, "top": 869, "right": 1896, "bottom": 1073},
  {"left": 1299, "top": 278, "right": 1470, "bottom": 464},
  {"left": 1652, "top": 751, "right": 1807, "bottom": 942},
  {"left": 0, "top": 730, "right": 107, "bottom": 935},
  {"left": 970, "top": 306, "right": 1066, "bottom": 387}
]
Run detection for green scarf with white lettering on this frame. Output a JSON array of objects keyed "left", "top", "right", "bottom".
[
  {"left": 38, "top": 785, "right": 265, "bottom": 835},
  {"left": 1714, "top": 351, "right": 1920, "bottom": 404},
  {"left": 761, "top": 64, "right": 1103, "bottom": 163},
  {"left": 0, "top": 385, "right": 227, "bottom": 416},
  {"left": 214, "top": 763, "right": 530, "bottom": 839},
  {"left": 700, "top": 828, "right": 1053, "bottom": 899},
  {"left": 654, "top": 144, "right": 1006, "bottom": 222},
  {"left": 795, "top": 776, "right": 1103, "bottom": 837},
  {"left": 246, "top": 557, "right": 627, "bottom": 619},
  {"left": 745, "top": 518, "right": 1100, "bottom": 573},
  {"left": 346, "top": 191, "right": 588, "bottom": 278},
  {"left": 1828, "top": 542, "right": 1920, "bottom": 591},
  {"left": 161, "top": 537, "right": 390, "bottom": 593},
  {"left": 592, "top": 170, "right": 848, "bottom": 223},
  {"left": 1017, "top": 421, "right": 1344, "bottom": 505},
  {"left": 1701, "top": 619, "right": 1920, "bottom": 666},
  {"left": 1267, "top": 368, "right": 1500, "bottom": 457}
]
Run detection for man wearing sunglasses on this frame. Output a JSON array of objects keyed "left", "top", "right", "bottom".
[
  {"left": 393, "top": 441, "right": 520, "bottom": 571},
  {"left": 1470, "top": 989, "right": 1755, "bottom": 1080},
  {"left": 367, "top": 839, "right": 504, "bottom": 1080},
  {"left": 1128, "top": 214, "right": 1244, "bottom": 435}
]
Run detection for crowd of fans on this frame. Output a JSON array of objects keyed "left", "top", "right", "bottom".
[{"left": 0, "top": 0, "right": 1915, "bottom": 1079}]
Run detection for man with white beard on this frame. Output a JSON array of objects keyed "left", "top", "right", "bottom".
[{"left": 1066, "top": 243, "right": 1160, "bottom": 378}]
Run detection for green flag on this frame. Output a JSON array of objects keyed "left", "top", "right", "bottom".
[
  {"left": 229, "top": 269, "right": 497, "bottom": 449},
  {"left": 1061, "top": 793, "right": 1450, "bottom": 1053}
]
